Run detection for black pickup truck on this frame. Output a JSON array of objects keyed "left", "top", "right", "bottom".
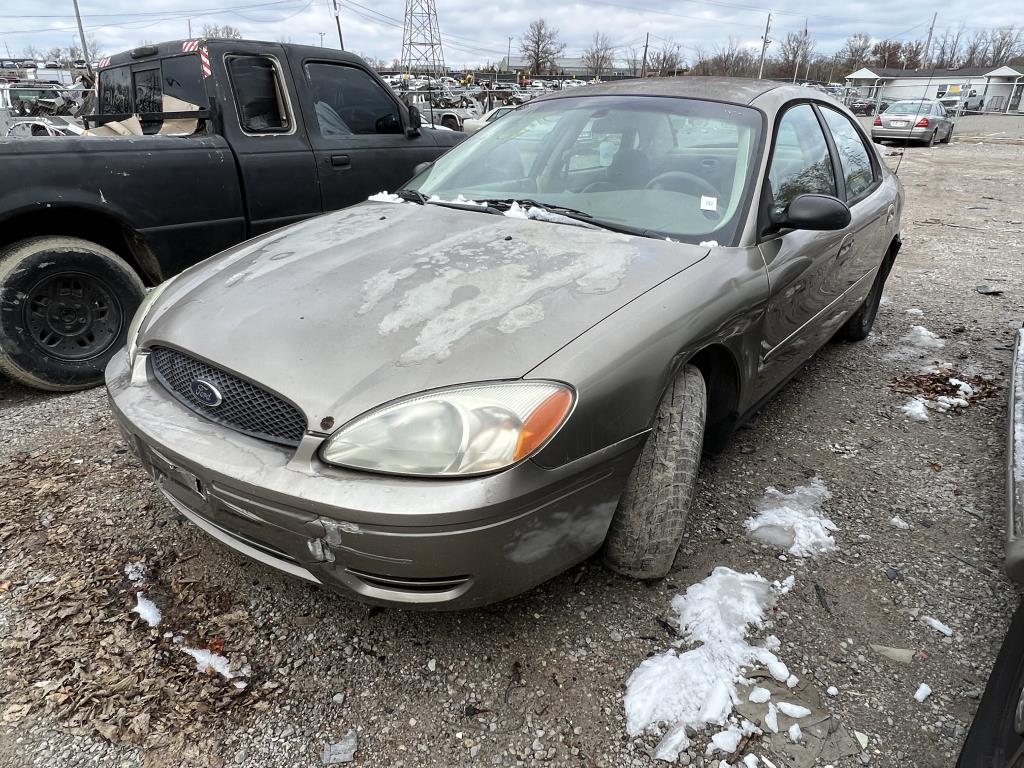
[{"left": 0, "top": 39, "right": 461, "bottom": 391}]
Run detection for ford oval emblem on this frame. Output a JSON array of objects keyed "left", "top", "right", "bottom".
[{"left": 190, "top": 378, "right": 223, "bottom": 407}]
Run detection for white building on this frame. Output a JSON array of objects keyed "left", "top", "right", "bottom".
[{"left": 844, "top": 65, "right": 1024, "bottom": 112}]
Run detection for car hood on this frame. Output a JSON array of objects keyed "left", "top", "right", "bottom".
[{"left": 143, "top": 202, "right": 709, "bottom": 429}]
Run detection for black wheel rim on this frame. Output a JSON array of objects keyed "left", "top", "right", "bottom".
[{"left": 23, "top": 272, "right": 123, "bottom": 362}]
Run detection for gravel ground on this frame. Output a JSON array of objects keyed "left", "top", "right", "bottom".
[{"left": 2, "top": 140, "right": 1023, "bottom": 768}]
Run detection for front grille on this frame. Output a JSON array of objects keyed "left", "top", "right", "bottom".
[{"left": 150, "top": 346, "right": 306, "bottom": 447}]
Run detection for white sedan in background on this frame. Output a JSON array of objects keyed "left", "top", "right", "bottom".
[{"left": 461, "top": 105, "right": 515, "bottom": 135}]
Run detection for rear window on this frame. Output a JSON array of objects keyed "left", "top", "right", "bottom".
[
  {"left": 885, "top": 101, "right": 930, "bottom": 115},
  {"left": 98, "top": 54, "right": 205, "bottom": 115}
]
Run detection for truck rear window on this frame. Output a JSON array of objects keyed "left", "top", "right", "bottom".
[{"left": 98, "top": 54, "right": 206, "bottom": 115}]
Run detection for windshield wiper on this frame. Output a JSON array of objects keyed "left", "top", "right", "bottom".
[
  {"left": 395, "top": 188, "right": 428, "bottom": 204},
  {"left": 398, "top": 188, "right": 501, "bottom": 214},
  {"left": 483, "top": 198, "right": 656, "bottom": 238}
]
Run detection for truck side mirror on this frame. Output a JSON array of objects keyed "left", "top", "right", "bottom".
[{"left": 406, "top": 105, "right": 422, "bottom": 137}]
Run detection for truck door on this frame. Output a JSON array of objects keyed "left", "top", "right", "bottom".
[
  {"left": 293, "top": 59, "right": 439, "bottom": 210},
  {"left": 220, "top": 52, "right": 322, "bottom": 236}
]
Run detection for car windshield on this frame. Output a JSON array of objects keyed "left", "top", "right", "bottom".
[
  {"left": 405, "top": 95, "right": 763, "bottom": 245},
  {"left": 885, "top": 101, "right": 931, "bottom": 115}
]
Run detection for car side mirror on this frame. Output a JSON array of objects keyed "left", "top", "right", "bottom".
[
  {"left": 406, "top": 105, "right": 422, "bottom": 137},
  {"left": 412, "top": 160, "right": 434, "bottom": 177},
  {"left": 772, "top": 193, "right": 851, "bottom": 231}
]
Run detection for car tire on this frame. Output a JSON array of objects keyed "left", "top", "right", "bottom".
[
  {"left": 602, "top": 364, "right": 707, "bottom": 579},
  {"left": 837, "top": 252, "right": 893, "bottom": 342},
  {"left": 0, "top": 236, "right": 145, "bottom": 391},
  {"left": 926, "top": 129, "right": 938, "bottom": 147},
  {"left": 941, "top": 124, "right": 954, "bottom": 143},
  {"left": 441, "top": 116, "right": 459, "bottom": 131}
]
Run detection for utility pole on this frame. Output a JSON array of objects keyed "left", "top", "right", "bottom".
[
  {"left": 757, "top": 12, "right": 771, "bottom": 79},
  {"left": 506, "top": 36, "right": 512, "bottom": 73},
  {"left": 331, "top": 0, "right": 345, "bottom": 49},
  {"left": 792, "top": 19, "right": 807, "bottom": 84},
  {"left": 187, "top": 18, "right": 192, "bottom": 38},
  {"left": 640, "top": 32, "right": 650, "bottom": 78},
  {"left": 923, "top": 12, "right": 937, "bottom": 69},
  {"left": 319, "top": 32, "right": 325, "bottom": 47},
  {"left": 71, "top": 0, "right": 93, "bottom": 79}
]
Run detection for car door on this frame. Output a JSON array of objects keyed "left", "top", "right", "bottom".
[
  {"left": 754, "top": 102, "right": 849, "bottom": 399},
  {"left": 817, "top": 105, "right": 891, "bottom": 301},
  {"left": 295, "top": 59, "right": 439, "bottom": 211},
  {"left": 219, "top": 51, "right": 322, "bottom": 237}
]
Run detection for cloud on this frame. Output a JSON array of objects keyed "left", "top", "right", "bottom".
[{"left": 4, "top": 0, "right": 1021, "bottom": 67}]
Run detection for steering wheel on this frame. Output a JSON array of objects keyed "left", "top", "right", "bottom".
[{"left": 645, "top": 171, "right": 720, "bottom": 201}]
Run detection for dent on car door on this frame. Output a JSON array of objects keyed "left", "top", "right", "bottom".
[{"left": 755, "top": 103, "right": 848, "bottom": 393}]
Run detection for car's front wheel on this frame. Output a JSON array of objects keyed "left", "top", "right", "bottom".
[
  {"left": 0, "top": 236, "right": 145, "bottom": 391},
  {"left": 602, "top": 365, "right": 706, "bottom": 579}
]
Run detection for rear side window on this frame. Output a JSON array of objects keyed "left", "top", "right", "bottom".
[
  {"left": 161, "top": 54, "right": 206, "bottom": 108},
  {"left": 99, "top": 65, "right": 131, "bottom": 113},
  {"left": 227, "top": 56, "right": 290, "bottom": 133},
  {"left": 820, "top": 108, "right": 874, "bottom": 201},
  {"left": 768, "top": 104, "right": 836, "bottom": 215},
  {"left": 304, "top": 63, "right": 402, "bottom": 136}
]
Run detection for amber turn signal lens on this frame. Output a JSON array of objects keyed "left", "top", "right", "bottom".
[{"left": 514, "top": 388, "right": 574, "bottom": 461}]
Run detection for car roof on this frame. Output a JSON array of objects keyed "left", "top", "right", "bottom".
[{"left": 535, "top": 76, "right": 800, "bottom": 106}]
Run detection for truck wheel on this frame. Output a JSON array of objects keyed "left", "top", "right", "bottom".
[
  {"left": 441, "top": 116, "right": 459, "bottom": 131},
  {"left": 602, "top": 365, "right": 706, "bottom": 579},
  {"left": 0, "top": 237, "right": 145, "bottom": 391},
  {"left": 837, "top": 252, "right": 893, "bottom": 342}
]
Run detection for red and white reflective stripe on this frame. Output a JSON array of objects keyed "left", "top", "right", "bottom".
[
  {"left": 199, "top": 46, "right": 212, "bottom": 78},
  {"left": 182, "top": 40, "right": 200, "bottom": 52},
  {"left": 98, "top": 57, "right": 110, "bottom": 68}
]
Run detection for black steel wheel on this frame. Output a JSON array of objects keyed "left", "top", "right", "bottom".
[{"left": 0, "top": 237, "right": 145, "bottom": 391}]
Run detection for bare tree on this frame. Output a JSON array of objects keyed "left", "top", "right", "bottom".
[
  {"left": 709, "top": 37, "right": 756, "bottom": 77},
  {"left": 519, "top": 18, "right": 565, "bottom": 75},
  {"left": 649, "top": 38, "right": 684, "bottom": 76},
  {"left": 988, "top": 26, "right": 1023, "bottom": 65},
  {"left": 960, "top": 30, "right": 990, "bottom": 67},
  {"left": 690, "top": 45, "right": 712, "bottom": 76},
  {"left": 870, "top": 40, "right": 902, "bottom": 69},
  {"left": 777, "top": 30, "right": 815, "bottom": 77},
  {"left": 202, "top": 24, "right": 243, "bottom": 40},
  {"left": 901, "top": 39, "right": 926, "bottom": 69},
  {"left": 582, "top": 32, "right": 615, "bottom": 77},
  {"left": 933, "top": 26, "right": 965, "bottom": 68},
  {"left": 838, "top": 33, "right": 872, "bottom": 72},
  {"left": 624, "top": 45, "right": 642, "bottom": 76}
]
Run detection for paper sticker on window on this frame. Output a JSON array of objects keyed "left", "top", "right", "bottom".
[{"left": 700, "top": 195, "right": 718, "bottom": 212}]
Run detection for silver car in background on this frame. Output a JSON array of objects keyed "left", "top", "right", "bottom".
[{"left": 871, "top": 99, "right": 954, "bottom": 146}]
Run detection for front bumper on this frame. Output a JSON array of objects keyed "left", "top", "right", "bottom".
[
  {"left": 870, "top": 126, "right": 931, "bottom": 141},
  {"left": 105, "top": 351, "right": 642, "bottom": 609}
]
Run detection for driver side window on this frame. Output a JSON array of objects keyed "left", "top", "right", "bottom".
[
  {"left": 768, "top": 104, "right": 837, "bottom": 216},
  {"left": 304, "top": 63, "right": 402, "bottom": 137}
]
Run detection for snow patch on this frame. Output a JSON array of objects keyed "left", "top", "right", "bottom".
[
  {"left": 624, "top": 568, "right": 791, "bottom": 761},
  {"left": 788, "top": 723, "right": 802, "bottom": 743},
  {"left": 745, "top": 477, "right": 837, "bottom": 557},
  {"left": 181, "top": 647, "right": 246, "bottom": 680},
  {"left": 900, "top": 397, "right": 929, "bottom": 422},
  {"left": 902, "top": 325, "right": 946, "bottom": 351},
  {"left": 776, "top": 702, "right": 811, "bottom": 719},
  {"left": 905, "top": 308, "right": 924, "bottom": 316},
  {"left": 367, "top": 191, "right": 405, "bottom": 203},
  {"left": 889, "top": 515, "right": 911, "bottom": 530},
  {"left": 748, "top": 687, "right": 771, "bottom": 704},
  {"left": 124, "top": 561, "right": 147, "bottom": 585},
  {"left": 921, "top": 615, "right": 953, "bottom": 636},
  {"left": 131, "top": 593, "right": 161, "bottom": 628},
  {"left": 914, "top": 683, "right": 932, "bottom": 702}
]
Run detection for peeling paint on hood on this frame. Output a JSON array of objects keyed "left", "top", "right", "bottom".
[{"left": 144, "top": 202, "right": 709, "bottom": 427}]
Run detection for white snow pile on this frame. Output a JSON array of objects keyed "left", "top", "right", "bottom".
[
  {"left": 429, "top": 193, "right": 486, "bottom": 207},
  {"left": 914, "top": 683, "right": 932, "bottom": 702},
  {"left": 922, "top": 615, "right": 954, "bottom": 637},
  {"left": 501, "top": 200, "right": 583, "bottom": 226},
  {"left": 181, "top": 647, "right": 250, "bottom": 683},
  {"left": 624, "top": 567, "right": 795, "bottom": 762},
  {"left": 889, "top": 515, "right": 911, "bottom": 530},
  {"left": 905, "top": 308, "right": 924, "bottom": 317},
  {"left": 900, "top": 397, "right": 929, "bottom": 422},
  {"left": 744, "top": 477, "right": 837, "bottom": 557},
  {"left": 131, "top": 592, "right": 161, "bottom": 628},
  {"left": 367, "top": 191, "right": 405, "bottom": 203},
  {"left": 901, "top": 325, "right": 946, "bottom": 352},
  {"left": 124, "top": 560, "right": 147, "bottom": 585}
]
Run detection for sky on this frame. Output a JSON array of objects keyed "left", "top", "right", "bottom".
[{"left": 2, "top": 0, "right": 1020, "bottom": 70}]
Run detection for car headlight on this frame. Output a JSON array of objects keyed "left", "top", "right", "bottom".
[
  {"left": 319, "top": 381, "right": 574, "bottom": 477},
  {"left": 126, "top": 277, "right": 175, "bottom": 365}
]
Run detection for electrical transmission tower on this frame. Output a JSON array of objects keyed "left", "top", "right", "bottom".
[{"left": 400, "top": 0, "right": 446, "bottom": 79}]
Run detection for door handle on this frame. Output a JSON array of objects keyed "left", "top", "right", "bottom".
[
  {"left": 838, "top": 240, "right": 854, "bottom": 258},
  {"left": 330, "top": 154, "right": 351, "bottom": 168},
  {"left": 885, "top": 205, "right": 895, "bottom": 225}
]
